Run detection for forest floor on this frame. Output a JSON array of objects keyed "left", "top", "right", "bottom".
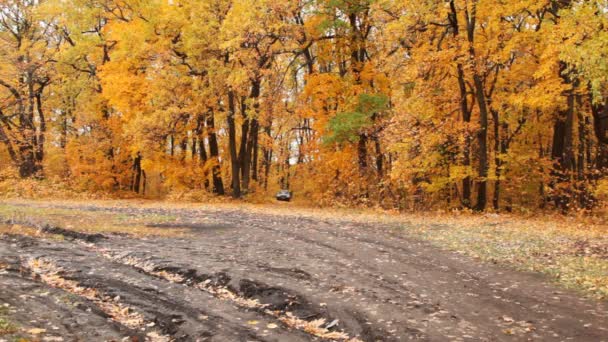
[{"left": 0, "top": 199, "right": 607, "bottom": 341}]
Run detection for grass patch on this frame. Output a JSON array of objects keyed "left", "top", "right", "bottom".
[
  {"left": 0, "top": 203, "right": 188, "bottom": 238},
  {"left": 0, "top": 223, "right": 62, "bottom": 240},
  {"left": 397, "top": 215, "right": 608, "bottom": 299},
  {"left": 0, "top": 306, "right": 18, "bottom": 336},
  {"left": 0, "top": 317, "right": 17, "bottom": 335}
]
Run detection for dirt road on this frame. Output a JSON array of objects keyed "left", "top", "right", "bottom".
[{"left": 1, "top": 202, "right": 607, "bottom": 341}]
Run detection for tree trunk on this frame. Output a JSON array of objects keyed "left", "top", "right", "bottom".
[
  {"left": 551, "top": 88, "right": 575, "bottom": 210},
  {"left": 358, "top": 134, "right": 368, "bottom": 172},
  {"left": 227, "top": 91, "right": 241, "bottom": 198},
  {"left": 131, "top": 152, "right": 142, "bottom": 194},
  {"left": 252, "top": 121, "right": 260, "bottom": 182},
  {"left": 239, "top": 96, "right": 250, "bottom": 191},
  {"left": 374, "top": 134, "right": 383, "bottom": 177},
  {"left": 473, "top": 73, "right": 489, "bottom": 211},
  {"left": 590, "top": 97, "right": 608, "bottom": 175},
  {"left": 180, "top": 137, "right": 188, "bottom": 161},
  {"left": 449, "top": 1, "right": 473, "bottom": 209},
  {"left": 35, "top": 92, "right": 45, "bottom": 169},
  {"left": 243, "top": 118, "right": 258, "bottom": 189},
  {"left": 241, "top": 80, "right": 261, "bottom": 192},
  {"left": 206, "top": 112, "right": 225, "bottom": 195},
  {"left": 17, "top": 143, "right": 37, "bottom": 178},
  {"left": 198, "top": 137, "right": 208, "bottom": 163},
  {"left": 199, "top": 135, "right": 210, "bottom": 191},
  {"left": 492, "top": 109, "right": 501, "bottom": 211}
]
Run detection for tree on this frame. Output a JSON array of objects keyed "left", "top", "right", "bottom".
[{"left": 0, "top": 0, "right": 55, "bottom": 177}]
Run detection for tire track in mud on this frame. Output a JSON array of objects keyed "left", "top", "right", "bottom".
[
  {"left": 92, "top": 246, "right": 368, "bottom": 341},
  {"left": 102, "top": 225, "right": 456, "bottom": 340},
  {"left": 0, "top": 238, "right": 146, "bottom": 341},
  {"left": 3, "top": 225, "right": 372, "bottom": 341},
  {"left": 1, "top": 236, "right": 310, "bottom": 342},
  {"left": 23, "top": 256, "right": 172, "bottom": 342},
  {"left": 240, "top": 215, "right": 606, "bottom": 340},
  {"left": 141, "top": 212, "right": 607, "bottom": 341},
  {"left": 239, "top": 216, "right": 608, "bottom": 341},
  {"left": 4, "top": 202, "right": 608, "bottom": 341}
]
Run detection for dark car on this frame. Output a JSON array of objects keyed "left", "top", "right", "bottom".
[{"left": 276, "top": 190, "right": 292, "bottom": 202}]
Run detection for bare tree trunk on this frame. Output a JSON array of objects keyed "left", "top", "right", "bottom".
[
  {"left": 262, "top": 124, "right": 272, "bottom": 190},
  {"left": 492, "top": 109, "right": 501, "bottom": 211},
  {"left": 252, "top": 122, "right": 259, "bottom": 182},
  {"left": 35, "top": 92, "right": 45, "bottom": 169},
  {"left": 358, "top": 134, "right": 368, "bottom": 172},
  {"left": 374, "top": 135, "right": 383, "bottom": 177},
  {"left": 131, "top": 152, "right": 142, "bottom": 194},
  {"left": 227, "top": 90, "right": 241, "bottom": 198},
  {"left": 473, "top": 73, "right": 489, "bottom": 211},
  {"left": 199, "top": 134, "right": 210, "bottom": 191},
  {"left": 206, "top": 112, "right": 225, "bottom": 195},
  {"left": 449, "top": 1, "right": 473, "bottom": 208},
  {"left": 239, "top": 96, "right": 250, "bottom": 192},
  {"left": 551, "top": 77, "right": 576, "bottom": 210}
]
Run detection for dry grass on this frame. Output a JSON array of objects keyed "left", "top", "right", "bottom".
[
  {"left": 0, "top": 223, "right": 47, "bottom": 238},
  {"left": 0, "top": 306, "right": 18, "bottom": 336},
  {"left": 0, "top": 202, "right": 188, "bottom": 238},
  {"left": 394, "top": 214, "right": 608, "bottom": 299}
]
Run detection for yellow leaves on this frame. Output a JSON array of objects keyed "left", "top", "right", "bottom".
[
  {"left": 27, "top": 258, "right": 150, "bottom": 330},
  {"left": 304, "top": 14, "right": 328, "bottom": 38},
  {"left": 26, "top": 328, "right": 46, "bottom": 335}
]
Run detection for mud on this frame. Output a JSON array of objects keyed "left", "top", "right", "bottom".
[{"left": 1, "top": 201, "right": 607, "bottom": 341}]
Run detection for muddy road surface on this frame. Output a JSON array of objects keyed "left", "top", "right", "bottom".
[{"left": 0, "top": 202, "right": 607, "bottom": 341}]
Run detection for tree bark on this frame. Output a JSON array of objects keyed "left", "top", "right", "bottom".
[
  {"left": 473, "top": 73, "right": 489, "bottom": 211},
  {"left": 550, "top": 76, "right": 576, "bottom": 210},
  {"left": 492, "top": 109, "right": 501, "bottom": 211},
  {"left": 131, "top": 152, "right": 142, "bottom": 194},
  {"left": 198, "top": 135, "right": 210, "bottom": 191},
  {"left": 373, "top": 134, "right": 383, "bottom": 177},
  {"left": 227, "top": 90, "right": 241, "bottom": 198},
  {"left": 449, "top": 1, "right": 473, "bottom": 208},
  {"left": 239, "top": 96, "right": 250, "bottom": 191},
  {"left": 206, "top": 112, "right": 225, "bottom": 195}
]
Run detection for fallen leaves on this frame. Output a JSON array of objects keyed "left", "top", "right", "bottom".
[
  {"left": 99, "top": 250, "right": 361, "bottom": 341},
  {"left": 27, "top": 327, "right": 46, "bottom": 335},
  {"left": 396, "top": 214, "right": 608, "bottom": 299},
  {"left": 498, "top": 315, "right": 536, "bottom": 336},
  {"left": 277, "top": 313, "right": 361, "bottom": 341},
  {"left": 24, "top": 258, "right": 170, "bottom": 340}
]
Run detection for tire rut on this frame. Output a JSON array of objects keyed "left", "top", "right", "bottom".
[
  {"left": 3, "top": 202, "right": 608, "bottom": 342},
  {"left": 97, "top": 248, "right": 372, "bottom": 341},
  {"left": 1, "top": 236, "right": 312, "bottom": 342}
]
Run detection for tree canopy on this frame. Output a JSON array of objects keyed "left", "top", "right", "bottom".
[{"left": 1, "top": 0, "right": 608, "bottom": 211}]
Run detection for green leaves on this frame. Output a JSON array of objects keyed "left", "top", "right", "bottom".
[
  {"left": 324, "top": 93, "right": 388, "bottom": 145},
  {"left": 324, "top": 111, "right": 371, "bottom": 144},
  {"left": 356, "top": 93, "right": 389, "bottom": 115}
]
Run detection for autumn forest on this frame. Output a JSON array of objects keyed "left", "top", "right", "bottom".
[{"left": 1, "top": 0, "right": 608, "bottom": 212}]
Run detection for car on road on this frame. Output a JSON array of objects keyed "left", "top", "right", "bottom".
[{"left": 276, "top": 190, "right": 292, "bottom": 202}]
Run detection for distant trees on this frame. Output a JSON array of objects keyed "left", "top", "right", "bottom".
[{"left": 1, "top": 0, "right": 607, "bottom": 211}]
